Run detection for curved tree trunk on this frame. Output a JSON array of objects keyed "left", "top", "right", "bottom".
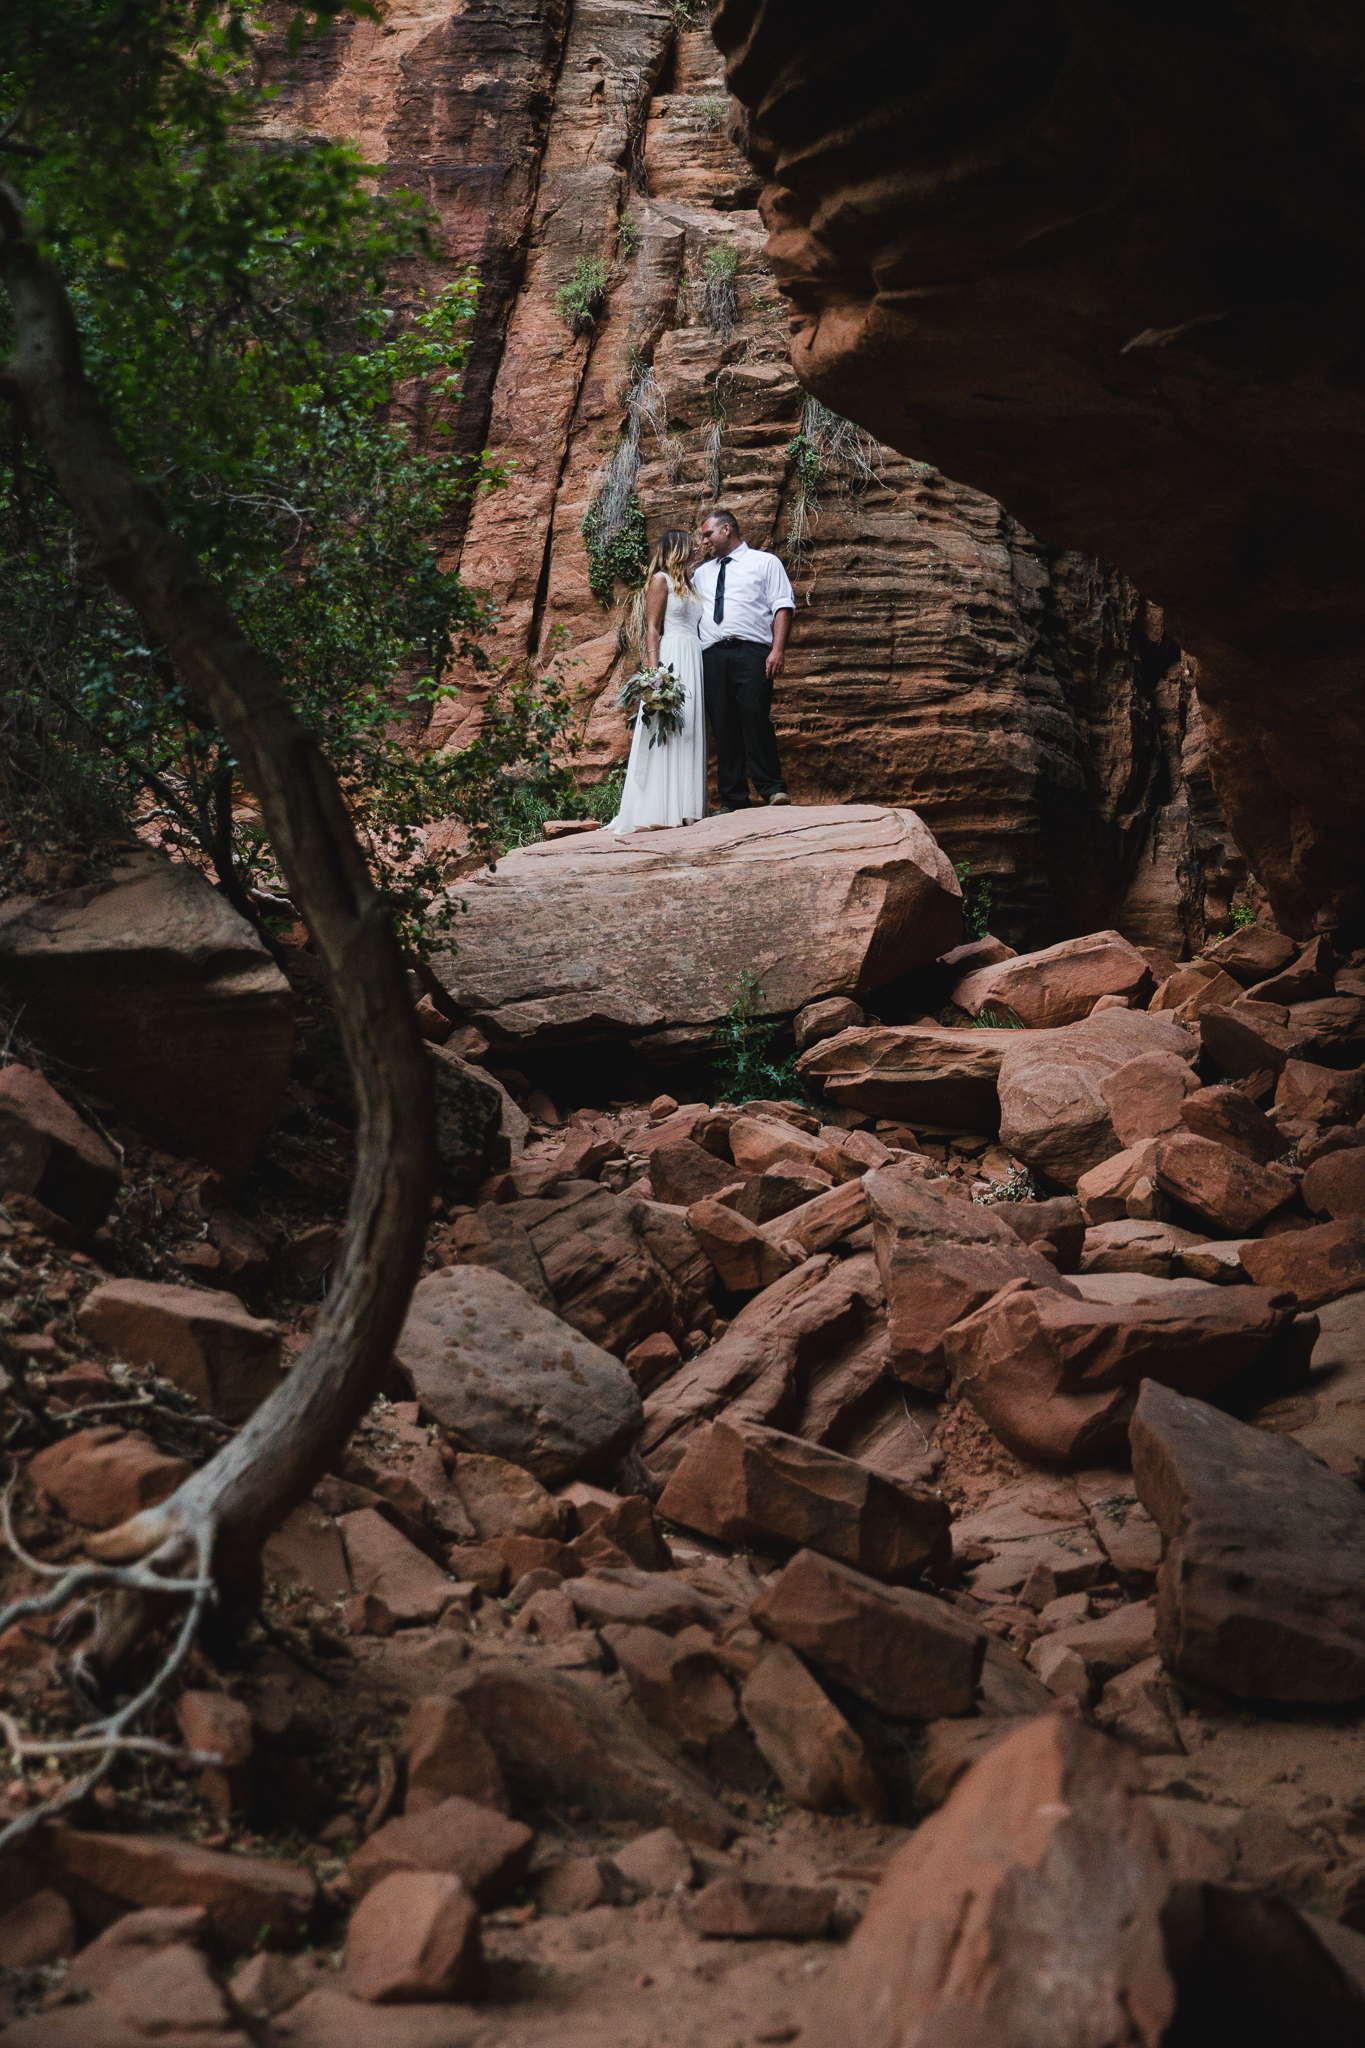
[{"left": 0, "top": 186, "right": 435, "bottom": 1656}]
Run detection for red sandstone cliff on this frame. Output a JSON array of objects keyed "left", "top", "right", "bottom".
[{"left": 254, "top": 7, "right": 1241, "bottom": 956}]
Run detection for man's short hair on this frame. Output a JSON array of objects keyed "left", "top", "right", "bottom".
[{"left": 702, "top": 507, "right": 741, "bottom": 536}]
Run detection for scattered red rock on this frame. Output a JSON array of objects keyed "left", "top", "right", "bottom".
[
  {"left": 452, "top": 1664, "right": 735, "bottom": 1845},
  {"left": 345, "top": 1870, "right": 484, "bottom": 2003},
  {"left": 1178, "top": 1082, "right": 1290, "bottom": 1163},
  {"left": 751, "top": 1548, "right": 985, "bottom": 1718},
  {"left": 1240, "top": 1218, "right": 1365, "bottom": 1308},
  {"left": 1275, "top": 1058, "right": 1365, "bottom": 1126},
  {"left": 339, "top": 1509, "right": 462, "bottom": 1631},
  {"left": 601, "top": 1623, "right": 763, "bottom": 1787},
  {"left": 740, "top": 1643, "right": 885, "bottom": 1818},
  {"left": 1099, "top": 1050, "right": 1199, "bottom": 1146},
  {"left": 867, "top": 1163, "right": 1074, "bottom": 1391},
  {"left": 943, "top": 1278, "right": 1308, "bottom": 1465},
  {"left": 0, "top": 1062, "right": 121, "bottom": 1237},
  {"left": 1302, "top": 1148, "right": 1365, "bottom": 1219},
  {"left": 28, "top": 1426, "right": 191, "bottom": 1528},
  {"left": 691, "top": 1875, "right": 837, "bottom": 1940},
  {"left": 38, "top": 1831, "right": 314, "bottom": 1948},
  {"left": 349, "top": 1794, "right": 533, "bottom": 1908},
  {"left": 75, "top": 1276, "right": 283, "bottom": 1421},
  {"left": 657, "top": 1418, "right": 950, "bottom": 1583},
  {"left": 1152, "top": 1132, "right": 1297, "bottom": 1234},
  {"left": 1132, "top": 1378, "right": 1365, "bottom": 1702},
  {"left": 0, "top": 1887, "right": 75, "bottom": 1969},
  {"left": 176, "top": 1690, "right": 254, "bottom": 1818},
  {"left": 951, "top": 929, "right": 1152, "bottom": 1028},
  {"left": 400, "top": 1697, "right": 509, "bottom": 1816},
  {"left": 685, "top": 1199, "right": 799, "bottom": 1291}
]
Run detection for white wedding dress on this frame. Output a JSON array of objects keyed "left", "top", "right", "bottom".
[{"left": 609, "top": 585, "right": 706, "bottom": 832}]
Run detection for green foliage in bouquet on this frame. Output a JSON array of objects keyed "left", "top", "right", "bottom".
[{"left": 618, "top": 662, "right": 687, "bottom": 747}]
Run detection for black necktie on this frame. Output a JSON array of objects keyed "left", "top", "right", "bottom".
[{"left": 713, "top": 556, "right": 727, "bottom": 625}]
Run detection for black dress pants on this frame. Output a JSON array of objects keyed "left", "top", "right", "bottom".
[{"left": 702, "top": 638, "right": 787, "bottom": 809}]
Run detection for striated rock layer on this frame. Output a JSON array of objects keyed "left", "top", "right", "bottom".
[
  {"left": 255, "top": 12, "right": 1241, "bottom": 955},
  {"left": 711, "top": 0, "right": 1364, "bottom": 942}
]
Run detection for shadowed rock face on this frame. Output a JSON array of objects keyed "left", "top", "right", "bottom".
[{"left": 711, "top": 0, "right": 1365, "bottom": 941}]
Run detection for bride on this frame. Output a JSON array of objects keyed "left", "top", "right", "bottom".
[{"left": 609, "top": 527, "right": 706, "bottom": 833}]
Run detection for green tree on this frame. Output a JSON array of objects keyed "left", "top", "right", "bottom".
[{"left": 1, "top": 0, "right": 576, "bottom": 956}]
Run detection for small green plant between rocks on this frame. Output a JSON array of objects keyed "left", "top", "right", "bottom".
[
  {"left": 555, "top": 257, "right": 607, "bottom": 335},
  {"left": 698, "top": 95, "right": 727, "bottom": 129},
  {"left": 617, "top": 216, "right": 643, "bottom": 259},
  {"left": 954, "top": 860, "right": 995, "bottom": 940},
  {"left": 1231, "top": 903, "right": 1257, "bottom": 929},
  {"left": 710, "top": 969, "right": 802, "bottom": 1102}
]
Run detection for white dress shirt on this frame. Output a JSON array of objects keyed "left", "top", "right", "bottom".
[{"left": 693, "top": 543, "right": 796, "bottom": 650}]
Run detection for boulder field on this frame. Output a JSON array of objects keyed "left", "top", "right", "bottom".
[{"left": 3, "top": 880, "right": 1364, "bottom": 2044}]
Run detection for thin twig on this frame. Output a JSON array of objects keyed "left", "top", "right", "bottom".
[{"left": 0, "top": 1521, "right": 216, "bottom": 1855}]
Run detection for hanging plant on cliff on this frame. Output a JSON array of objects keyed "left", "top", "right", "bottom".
[
  {"left": 555, "top": 256, "right": 607, "bottom": 335},
  {"left": 0, "top": 1, "right": 587, "bottom": 957},
  {"left": 580, "top": 360, "right": 675, "bottom": 607},
  {"left": 697, "top": 243, "right": 740, "bottom": 338}
]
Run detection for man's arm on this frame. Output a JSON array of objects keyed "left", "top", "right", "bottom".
[{"left": 767, "top": 606, "right": 793, "bottom": 680}]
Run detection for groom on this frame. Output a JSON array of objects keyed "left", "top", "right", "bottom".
[{"left": 693, "top": 508, "right": 795, "bottom": 811}]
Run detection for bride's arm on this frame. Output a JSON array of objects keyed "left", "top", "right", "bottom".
[{"left": 644, "top": 572, "right": 668, "bottom": 670}]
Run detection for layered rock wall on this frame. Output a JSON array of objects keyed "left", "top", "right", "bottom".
[{"left": 255, "top": 7, "right": 1242, "bottom": 954}]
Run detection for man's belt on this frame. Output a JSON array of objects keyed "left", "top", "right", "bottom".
[{"left": 712, "top": 635, "right": 767, "bottom": 647}]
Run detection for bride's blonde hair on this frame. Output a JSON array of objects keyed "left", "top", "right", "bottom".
[
  {"left": 648, "top": 527, "right": 699, "bottom": 599},
  {"left": 626, "top": 527, "right": 697, "bottom": 658}
]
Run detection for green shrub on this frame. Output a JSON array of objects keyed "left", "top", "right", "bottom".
[
  {"left": 1230, "top": 903, "right": 1257, "bottom": 929},
  {"left": 497, "top": 769, "right": 626, "bottom": 849},
  {"left": 618, "top": 217, "right": 643, "bottom": 258},
  {"left": 698, "top": 95, "right": 727, "bottom": 130},
  {"left": 555, "top": 258, "right": 607, "bottom": 335},
  {"left": 953, "top": 861, "right": 995, "bottom": 941},
  {"left": 709, "top": 970, "right": 802, "bottom": 1103}
]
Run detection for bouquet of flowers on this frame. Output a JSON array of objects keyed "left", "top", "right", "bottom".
[{"left": 617, "top": 661, "right": 686, "bottom": 748}]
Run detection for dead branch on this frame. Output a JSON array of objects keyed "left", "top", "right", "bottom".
[{"left": 0, "top": 182, "right": 435, "bottom": 1680}]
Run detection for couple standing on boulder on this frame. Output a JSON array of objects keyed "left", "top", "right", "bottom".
[{"left": 609, "top": 509, "right": 795, "bottom": 835}]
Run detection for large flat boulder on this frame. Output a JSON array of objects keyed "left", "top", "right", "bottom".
[
  {"left": 428, "top": 805, "right": 962, "bottom": 1055},
  {"left": 1131, "top": 1379, "right": 1365, "bottom": 1703},
  {"left": 0, "top": 848, "right": 293, "bottom": 1180},
  {"left": 393, "top": 1266, "right": 643, "bottom": 1485},
  {"left": 944, "top": 1278, "right": 1312, "bottom": 1465}
]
